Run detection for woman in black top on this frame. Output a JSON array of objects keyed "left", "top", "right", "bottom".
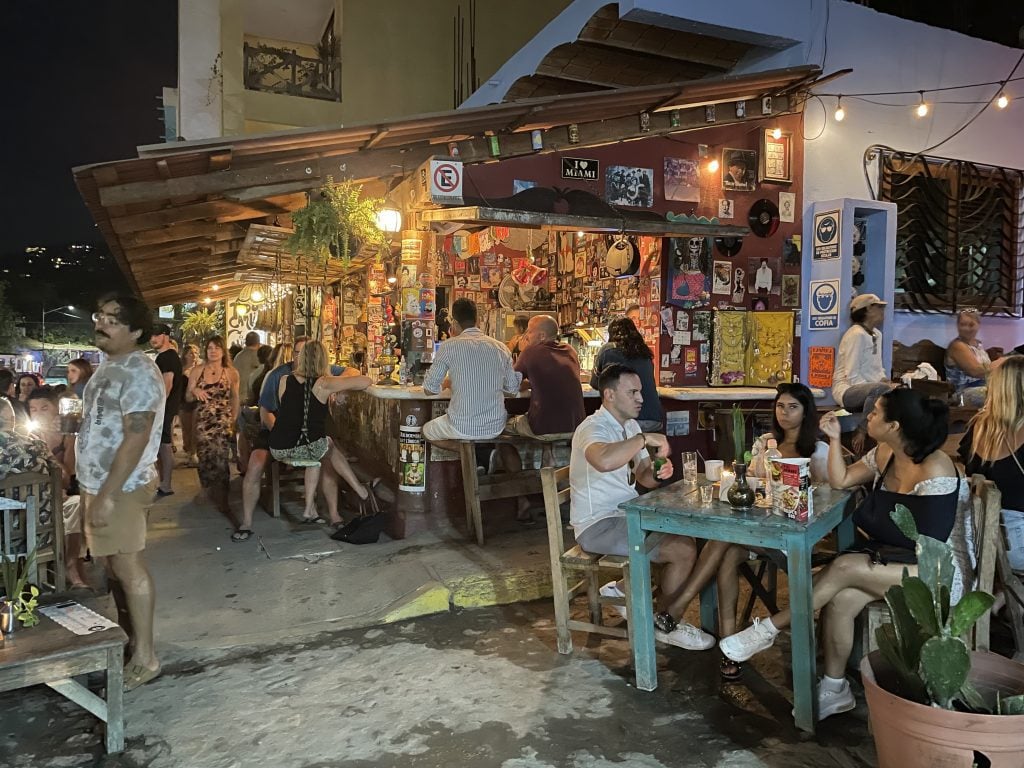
[
  {"left": 269, "top": 341, "right": 378, "bottom": 527},
  {"left": 961, "top": 355, "right": 1024, "bottom": 512},
  {"left": 590, "top": 317, "right": 664, "bottom": 431}
]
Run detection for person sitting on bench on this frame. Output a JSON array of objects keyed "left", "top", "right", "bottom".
[{"left": 422, "top": 298, "right": 521, "bottom": 454}]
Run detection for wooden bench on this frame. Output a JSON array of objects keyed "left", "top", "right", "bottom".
[
  {"left": 541, "top": 466, "right": 632, "bottom": 653},
  {"left": 458, "top": 432, "right": 572, "bottom": 546}
]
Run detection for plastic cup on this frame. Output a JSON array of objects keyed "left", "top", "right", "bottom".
[
  {"left": 704, "top": 459, "right": 724, "bottom": 482},
  {"left": 699, "top": 484, "right": 714, "bottom": 506},
  {"left": 682, "top": 452, "right": 698, "bottom": 484}
]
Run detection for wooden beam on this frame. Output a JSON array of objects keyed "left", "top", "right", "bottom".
[
  {"left": 110, "top": 193, "right": 306, "bottom": 235},
  {"left": 98, "top": 161, "right": 321, "bottom": 207},
  {"left": 120, "top": 221, "right": 245, "bottom": 247},
  {"left": 363, "top": 128, "right": 391, "bottom": 150},
  {"left": 124, "top": 239, "right": 215, "bottom": 261}
]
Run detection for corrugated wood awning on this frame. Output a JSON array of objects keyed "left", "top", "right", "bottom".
[{"left": 73, "top": 64, "right": 823, "bottom": 306}]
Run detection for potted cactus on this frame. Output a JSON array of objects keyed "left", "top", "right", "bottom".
[{"left": 861, "top": 504, "right": 1024, "bottom": 767}]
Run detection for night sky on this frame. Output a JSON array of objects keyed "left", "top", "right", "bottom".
[{"left": 1, "top": 2, "right": 177, "bottom": 252}]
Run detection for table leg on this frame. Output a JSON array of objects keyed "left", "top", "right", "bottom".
[
  {"left": 836, "top": 513, "right": 855, "bottom": 551},
  {"left": 627, "top": 511, "right": 657, "bottom": 691},
  {"left": 786, "top": 533, "right": 817, "bottom": 734},
  {"left": 106, "top": 645, "right": 125, "bottom": 753},
  {"left": 699, "top": 581, "right": 718, "bottom": 636}
]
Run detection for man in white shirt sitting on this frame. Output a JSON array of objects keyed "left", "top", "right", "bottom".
[{"left": 570, "top": 363, "right": 719, "bottom": 651}]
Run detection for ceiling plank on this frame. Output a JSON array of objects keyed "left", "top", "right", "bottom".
[{"left": 110, "top": 193, "right": 307, "bottom": 235}]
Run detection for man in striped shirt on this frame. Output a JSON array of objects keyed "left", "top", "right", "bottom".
[{"left": 423, "top": 298, "right": 522, "bottom": 453}]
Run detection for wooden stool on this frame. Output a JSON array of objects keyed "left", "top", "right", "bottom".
[
  {"left": 457, "top": 432, "right": 572, "bottom": 546},
  {"left": 541, "top": 466, "right": 632, "bottom": 654}
]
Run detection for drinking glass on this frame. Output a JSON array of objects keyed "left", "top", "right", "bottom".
[
  {"left": 682, "top": 451, "right": 698, "bottom": 484},
  {"left": 699, "top": 484, "right": 714, "bottom": 506}
]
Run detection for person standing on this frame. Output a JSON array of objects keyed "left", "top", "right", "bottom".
[
  {"left": 77, "top": 294, "right": 166, "bottom": 691},
  {"left": 67, "top": 358, "right": 94, "bottom": 399},
  {"left": 231, "top": 332, "right": 263, "bottom": 471},
  {"left": 150, "top": 324, "right": 184, "bottom": 498},
  {"left": 185, "top": 336, "right": 240, "bottom": 518},
  {"left": 590, "top": 318, "right": 664, "bottom": 431}
]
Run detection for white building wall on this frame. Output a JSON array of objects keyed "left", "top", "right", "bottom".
[{"left": 178, "top": 0, "right": 225, "bottom": 141}]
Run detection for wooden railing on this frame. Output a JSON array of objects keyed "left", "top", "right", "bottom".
[{"left": 243, "top": 42, "right": 341, "bottom": 102}]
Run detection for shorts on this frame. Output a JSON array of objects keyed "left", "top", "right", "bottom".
[
  {"left": 252, "top": 428, "right": 271, "bottom": 451},
  {"left": 63, "top": 495, "right": 82, "bottom": 535},
  {"left": 503, "top": 414, "right": 537, "bottom": 437},
  {"left": 422, "top": 413, "right": 500, "bottom": 443},
  {"left": 81, "top": 482, "right": 155, "bottom": 558},
  {"left": 576, "top": 516, "right": 670, "bottom": 561}
]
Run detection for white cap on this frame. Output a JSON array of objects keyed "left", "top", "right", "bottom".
[{"left": 850, "top": 293, "right": 887, "bottom": 312}]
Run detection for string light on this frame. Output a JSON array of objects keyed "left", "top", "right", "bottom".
[
  {"left": 915, "top": 92, "right": 929, "bottom": 117},
  {"left": 996, "top": 92, "right": 1009, "bottom": 109},
  {"left": 211, "top": 283, "right": 220, "bottom": 291},
  {"left": 706, "top": 158, "right": 720, "bottom": 173},
  {"left": 834, "top": 96, "right": 845, "bottom": 122}
]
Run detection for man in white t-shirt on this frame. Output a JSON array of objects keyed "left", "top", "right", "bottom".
[
  {"left": 569, "top": 364, "right": 717, "bottom": 651},
  {"left": 77, "top": 294, "right": 166, "bottom": 692}
]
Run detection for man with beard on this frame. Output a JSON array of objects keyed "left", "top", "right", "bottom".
[
  {"left": 149, "top": 323, "right": 184, "bottom": 497},
  {"left": 78, "top": 295, "right": 165, "bottom": 691}
]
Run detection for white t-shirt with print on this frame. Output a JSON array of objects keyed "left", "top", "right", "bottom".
[
  {"left": 76, "top": 350, "right": 165, "bottom": 494},
  {"left": 570, "top": 406, "right": 649, "bottom": 537}
]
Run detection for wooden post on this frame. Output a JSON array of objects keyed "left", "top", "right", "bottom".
[{"left": 392, "top": 399, "right": 428, "bottom": 539}]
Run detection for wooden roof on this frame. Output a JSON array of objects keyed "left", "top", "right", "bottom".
[{"left": 73, "top": 64, "right": 821, "bottom": 306}]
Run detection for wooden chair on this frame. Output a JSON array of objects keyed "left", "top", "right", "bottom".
[
  {"left": 860, "top": 473, "right": 1003, "bottom": 655},
  {"left": 0, "top": 467, "right": 65, "bottom": 593},
  {"left": 540, "top": 466, "right": 631, "bottom": 654},
  {"left": 458, "top": 433, "right": 572, "bottom": 546}
]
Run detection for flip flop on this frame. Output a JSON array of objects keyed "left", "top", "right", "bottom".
[
  {"left": 300, "top": 516, "right": 326, "bottom": 525},
  {"left": 124, "top": 662, "right": 162, "bottom": 692},
  {"left": 231, "top": 528, "right": 253, "bottom": 542}
]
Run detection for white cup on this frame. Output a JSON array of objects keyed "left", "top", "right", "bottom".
[{"left": 705, "top": 460, "right": 724, "bottom": 482}]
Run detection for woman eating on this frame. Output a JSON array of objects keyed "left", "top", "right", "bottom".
[
  {"left": 719, "top": 388, "right": 971, "bottom": 720},
  {"left": 590, "top": 317, "right": 664, "bottom": 431},
  {"left": 945, "top": 308, "right": 991, "bottom": 407}
]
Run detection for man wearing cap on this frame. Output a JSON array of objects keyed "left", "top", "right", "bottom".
[
  {"left": 831, "top": 293, "right": 895, "bottom": 424},
  {"left": 150, "top": 323, "right": 184, "bottom": 497}
]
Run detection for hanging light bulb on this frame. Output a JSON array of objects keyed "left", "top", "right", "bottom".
[
  {"left": 375, "top": 206, "right": 402, "bottom": 234},
  {"left": 211, "top": 283, "right": 220, "bottom": 292},
  {"left": 915, "top": 92, "right": 929, "bottom": 117},
  {"left": 771, "top": 127, "right": 782, "bottom": 140},
  {"left": 251, "top": 287, "right": 264, "bottom": 303},
  {"left": 203, "top": 297, "right": 212, "bottom": 305},
  {"left": 386, "top": 261, "right": 397, "bottom": 285},
  {"left": 834, "top": 96, "right": 845, "bottom": 122},
  {"left": 707, "top": 158, "right": 720, "bottom": 173},
  {"left": 996, "top": 92, "right": 1009, "bottom": 109},
  {"left": 235, "top": 303, "right": 249, "bottom": 317}
]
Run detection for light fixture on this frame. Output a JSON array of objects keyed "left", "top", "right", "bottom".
[
  {"left": 915, "top": 92, "right": 928, "bottom": 117},
  {"left": 996, "top": 92, "right": 1009, "bottom": 109},
  {"left": 250, "top": 288, "right": 264, "bottom": 303},
  {"left": 375, "top": 206, "right": 402, "bottom": 234},
  {"left": 577, "top": 231, "right": 585, "bottom": 238},
  {"left": 386, "top": 261, "right": 397, "bottom": 285},
  {"left": 771, "top": 127, "right": 782, "bottom": 140},
  {"left": 235, "top": 303, "right": 249, "bottom": 317},
  {"left": 834, "top": 96, "right": 846, "bottom": 122},
  {"left": 67, "top": 304, "right": 75, "bottom": 311},
  {"left": 707, "top": 158, "right": 720, "bottom": 173},
  {"left": 203, "top": 297, "right": 212, "bottom": 305},
  {"left": 211, "top": 283, "right": 220, "bottom": 291}
]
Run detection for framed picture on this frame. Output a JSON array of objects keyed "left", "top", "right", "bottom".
[
  {"left": 760, "top": 129, "right": 792, "bottom": 184},
  {"left": 721, "top": 148, "right": 756, "bottom": 192}
]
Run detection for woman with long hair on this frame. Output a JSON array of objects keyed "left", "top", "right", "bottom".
[
  {"left": 66, "top": 358, "right": 93, "bottom": 399},
  {"left": 268, "top": 340, "right": 378, "bottom": 525},
  {"left": 720, "top": 388, "right": 971, "bottom": 722},
  {"left": 945, "top": 308, "right": 992, "bottom": 407},
  {"left": 17, "top": 372, "right": 38, "bottom": 403},
  {"left": 185, "top": 336, "right": 240, "bottom": 517},
  {"left": 750, "top": 382, "right": 829, "bottom": 484},
  {"left": 590, "top": 317, "right": 664, "bottom": 430},
  {"left": 961, "top": 356, "right": 1024, "bottom": 518},
  {"left": 178, "top": 344, "right": 200, "bottom": 466}
]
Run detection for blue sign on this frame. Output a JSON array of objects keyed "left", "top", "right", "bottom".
[
  {"left": 809, "top": 280, "right": 840, "bottom": 329},
  {"left": 813, "top": 209, "right": 841, "bottom": 261}
]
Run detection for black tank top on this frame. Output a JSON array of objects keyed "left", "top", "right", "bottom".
[{"left": 268, "top": 375, "right": 328, "bottom": 450}]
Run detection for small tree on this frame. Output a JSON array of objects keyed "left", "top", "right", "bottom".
[
  {"left": 180, "top": 308, "right": 221, "bottom": 345},
  {"left": 0, "top": 282, "right": 23, "bottom": 351}
]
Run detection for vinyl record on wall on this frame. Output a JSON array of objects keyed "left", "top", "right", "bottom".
[
  {"left": 714, "top": 236, "right": 743, "bottom": 257},
  {"left": 748, "top": 199, "right": 780, "bottom": 238}
]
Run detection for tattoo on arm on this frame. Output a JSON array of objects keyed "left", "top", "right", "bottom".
[{"left": 125, "top": 412, "right": 155, "bottom": 434}]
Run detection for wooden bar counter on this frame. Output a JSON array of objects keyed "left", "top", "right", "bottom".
[{"left": 330, "top": 384, "right": 822, "bottom": 540}]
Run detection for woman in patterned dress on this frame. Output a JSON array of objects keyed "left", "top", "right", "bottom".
[{"left": 185, "top": 336, "right": 239, "bottom": 517}]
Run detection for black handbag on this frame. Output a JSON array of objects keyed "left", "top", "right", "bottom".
[{"left": 330, "top": 512, "right": 386, "bottom": 545}]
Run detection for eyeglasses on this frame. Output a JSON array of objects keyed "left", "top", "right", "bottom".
[{"left": 91, "top": 312, "right": 124, "bottom": 326}]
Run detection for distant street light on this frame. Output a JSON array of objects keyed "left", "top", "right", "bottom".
[{"left": 41, "top": 304, "right": 77, "bottom": 363}]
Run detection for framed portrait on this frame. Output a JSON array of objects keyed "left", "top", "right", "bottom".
[
  {"left": 721, "top": 148, "right": 756, "bottom": 192},
  {"left": 759, "top": 129, "right": 792, "bottom": 184}
]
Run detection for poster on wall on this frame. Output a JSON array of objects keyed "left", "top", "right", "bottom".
[
  {"left": 666, "top": 237, "right": 710, "bottom": 308},
  {"left": 809, "top": 279, "right": 840, "bottom": 329},
  {"left": 605, "top": 166, "right": 654, "bottom": 207},
  {"left": 398, "top": 424, "right": 426, "bottom": 493},
  {"left": 663, "top": 158, "right": 700, "bottom": 202},
  {"left": 712, "top": 261, "right": 732, "bottom": 294},
  {"left": 807, "top": 346, "right": 836, "bottom": 387},
  {"left": 722, "top": 148, "right": 757, "bottom": 192},
  {"left": 813, "top": 210, "right": 842, "bottom": 261}
]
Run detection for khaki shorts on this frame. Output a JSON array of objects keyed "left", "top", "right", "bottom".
[
  {"left": 503, "top": 414, "right": 537, "bottom": 437},
  {"left": 82, "top": 482, "right": 155, "bottom": 557},
  {"left": 422, "top": 414, "right": 500, "bottom": 443}
]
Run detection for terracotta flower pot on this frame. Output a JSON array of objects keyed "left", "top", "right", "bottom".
[{"left": 861, "top": 650, "right": 1024, "bottom": 768}]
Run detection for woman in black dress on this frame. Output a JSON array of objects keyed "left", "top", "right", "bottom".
[{"left": 590, "top": 317, "right": 664, "bottom": 431}]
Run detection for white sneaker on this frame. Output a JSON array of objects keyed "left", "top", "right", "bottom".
[
  {"left": 655, "top": 620, "right": 716, "bottom": 651},
  {"left": 599, "top": 581, "right": 628, "bottom": 619},
  {"left": 719, "top": 618, "right": 777, "bottom": 662},
  {"left": 817, "top": 678, "right": 856, "bottom": 720}
]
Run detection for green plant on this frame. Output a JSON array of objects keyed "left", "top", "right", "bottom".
[
  {"left": 731, "top": 405, "right": 745, "bottom": 464},
  {"left": 288, "top": 178, "right": 389, "bottom": 266},
  {"left": 1, "top": 547, "right": 40, "bottom": 628},
  {"left": 876, "top": 504, "right": 1024, "bottom": 714},
  {"left": 180, "top": 308, "right": 221, "bottom": 345}
]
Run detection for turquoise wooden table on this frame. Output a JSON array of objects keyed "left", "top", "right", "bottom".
[{"left": 621, "top": 479, "right": 853, "bottom": 734}]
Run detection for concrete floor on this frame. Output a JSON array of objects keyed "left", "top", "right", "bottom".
[{"left": 0, "top": 462, "right": 879, "bottom": 768}]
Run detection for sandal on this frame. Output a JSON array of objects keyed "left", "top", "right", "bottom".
[
  {"left": 363, "top": 478, "right": 383, "bottom": 516},
  {"left": 300, "top": 515, "right": 326, "bottom": 525},
  {"left": 124, "top": 661, "right": 162, "bottom": 692},
  {"left": 720, "top": 656, "right": 743, "bottom": 681},
  {"left": 231, "top": 528, "right": 253, "bottom": 542}
]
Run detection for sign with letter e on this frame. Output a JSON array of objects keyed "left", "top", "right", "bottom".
[{"left": 809, "top": 280, "right": 840, "bottom": 330}]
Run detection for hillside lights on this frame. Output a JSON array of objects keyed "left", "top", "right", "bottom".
[
  {"left": 915, "top": 92, "right": 929, "bottom": 118},
  {"left": 834, "top": 96, "right": 846, "bottom": 122}
]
